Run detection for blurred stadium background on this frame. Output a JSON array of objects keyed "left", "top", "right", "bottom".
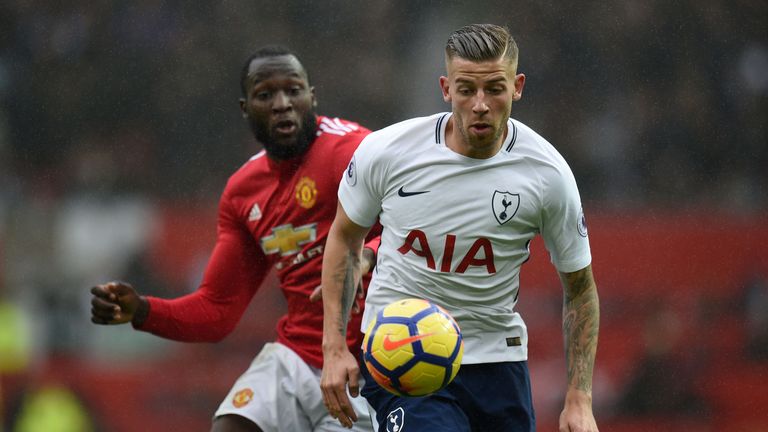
[{"left": 1, "top": 1, "right": 766, "bottom": 431}]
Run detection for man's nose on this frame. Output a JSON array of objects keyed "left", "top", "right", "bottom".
[
  {"left": 272, "top": 91, "right": 292, "bottom": 112},
  {"left": 472, "top": 91, "right": 489, "bottom": 114}
]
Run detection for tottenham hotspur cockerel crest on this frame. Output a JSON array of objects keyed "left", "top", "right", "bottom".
[
  {"left": 386, "top": 407, "right": 405, "bottom": 432},
  {"left": 492, "top": 191, "right": 520, "bottom": 225}
]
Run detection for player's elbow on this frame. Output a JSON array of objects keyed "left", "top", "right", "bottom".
[
  {"left": 192, "top": 291, "right": 248, "bottom": 342},
  {"left": 196, "top": 325, "right": 234, "bottom": 343},
  {"left": 204, "top": 332, "right": 229, "bottom": 343},
  {"left": 195, "top": 311, "right": 239, "bottom": 343}
]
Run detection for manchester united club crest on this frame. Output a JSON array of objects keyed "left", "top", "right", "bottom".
[
  {"left": 492, "top": 191, "right": 520, "bottom": 225},
  {"left": 232, "top": 388, "right": 254, "bottom": 408},
  {"left": 295, "top": 176, "right": 318, "bottom": 209}
]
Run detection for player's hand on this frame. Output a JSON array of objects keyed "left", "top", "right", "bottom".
[
  {"left": 310, "top": 285, "right": 323, "bottom": 302},
  {"left": 90, "top": 281, "right": 143, "bottom": 325},
  {"left": 321, "top": 345, "right": 360, "bottom": 428},
  {"left": 559, "top": 389, "right": 598, "bottom": 432},
  {"left": 360, "top": 247, "right": 375, "bottom": 275}
]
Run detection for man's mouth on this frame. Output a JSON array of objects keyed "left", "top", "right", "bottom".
[
  {"left": 274, "top": 119, "right": 297, "bottom": 135},
  {"left": 470, "top": 123, "right": 492, "bottom": 135}
]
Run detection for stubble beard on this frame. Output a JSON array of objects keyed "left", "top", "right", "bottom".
[{"left": 455, "top": 113, "right": 507, "bottom": 152}]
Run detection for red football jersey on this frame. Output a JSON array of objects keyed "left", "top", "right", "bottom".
[{"left": 137, "top": 116, "right": 375, "bottom": 368}]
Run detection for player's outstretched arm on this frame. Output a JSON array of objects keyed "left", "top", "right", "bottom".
[
  {"left": 321, "top": 202, "right": 371, "bottom": 428},
  {"left": 90, "top": 281, "right": 149, "bottom": 326},
  {"left": 558, "top": 264, "right": 600, "bottom": 432}
]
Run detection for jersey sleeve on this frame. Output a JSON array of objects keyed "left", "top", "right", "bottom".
[
  {"left": 337, "top": 134, "right": 385, "bottom": 228},
  {"left": 539, "top": 159, "right": 592, "bottom": 273},
  {"left": 135, "top": 187, "right": 269, "bottom": 342}
]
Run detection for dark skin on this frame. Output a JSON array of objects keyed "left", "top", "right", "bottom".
[
  {"left": 90, "top": 54, "right": 318, "bottom": 432},
  {"left": 240, "top": 54, "right": 318, "bottom": 161}
]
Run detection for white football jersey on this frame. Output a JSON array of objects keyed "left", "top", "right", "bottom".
[{"left": 339, "top": 112, "right": 592, "bottom": 364}]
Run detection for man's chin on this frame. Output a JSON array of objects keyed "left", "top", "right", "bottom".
[
  {"left": 271, "top": 133, "right": 298, "bottom": 145},
  {"left": 467, "top": 131, "right": 498, "bottom": 146},
  {"left": 265, "top": 143, "right": 300, "bottom": 159},
  {"left": 262, "top": 133, "right": 313, "bottom": 160}
]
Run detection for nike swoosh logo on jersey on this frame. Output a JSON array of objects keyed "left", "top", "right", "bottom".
[
  {"left": 397, "top": 186, "right": 430, "bottom": 197},
  {"left": 382, "top": 333, "right": 434, "bottom": 351}
]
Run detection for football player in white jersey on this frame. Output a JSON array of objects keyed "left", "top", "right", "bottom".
[{"left": 320, "top": 24, "right": 600, "bottom": 432}]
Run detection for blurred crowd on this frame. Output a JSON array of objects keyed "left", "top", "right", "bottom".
[
  {"left": 2, "top": 1, "right": 766, "bottom": 205},
  {"left": 0, "top": 1, "right": 766, "bottom": 430}
]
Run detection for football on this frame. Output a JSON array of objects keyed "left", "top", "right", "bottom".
[{"left": 362, "top": 298, "right": 464, "bottom": 397}]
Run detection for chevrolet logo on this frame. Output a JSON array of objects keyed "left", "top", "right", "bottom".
[{"left": 261, "top": 223, "right": 317, "bottom": 256}]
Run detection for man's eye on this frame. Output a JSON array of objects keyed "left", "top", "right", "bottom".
[
  {"left": 288, "top": 87, "right": 302, "bottom": 96},
  {"left": 458, "top": 88, "right": 473, "bottom": 96},
  {"left": 255, "top": 91, "right": 271, "bottom": 100},
  {"left": 487, "top": 87, "right": 504, "bottom": 95}
]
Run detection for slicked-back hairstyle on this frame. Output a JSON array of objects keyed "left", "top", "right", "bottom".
[
  {"left": 445, "top": 24, "right": 518, "bottom": 71},
  {"left": 240, "top": 45, "right": 309, "bottom": 96}
]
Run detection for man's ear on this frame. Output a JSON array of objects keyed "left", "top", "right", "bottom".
[
  {"left": 439, "top": 76, "right": 451, "bottom": 102},
  {"left": 512, "top": 73, "right": 526, "bottom": 102},
  {"left": 239, "top": 98, "right": 248, "bottom": 118}
]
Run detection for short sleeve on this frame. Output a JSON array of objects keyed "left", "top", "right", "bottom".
[
  {"left": 337, "top": 134, "right": 384, "bottom": 227},
  {"left": 540, "top": 161, "right": 592, "bottom": 273}
]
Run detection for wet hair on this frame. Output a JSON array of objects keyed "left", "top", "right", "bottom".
[
  {"left": 239, "top": 45, "right": 309, "bottom": 96},
  {"left": 445, "top": 24, "right": 518, "bottom": 71}
]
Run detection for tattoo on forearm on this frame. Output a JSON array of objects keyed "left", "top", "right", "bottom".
[
  {"left": 338, "top": 251, "right": 360, "bottom": 335},
  {"left": 561, "top": 266, "right": 600, "bottom": 394}
]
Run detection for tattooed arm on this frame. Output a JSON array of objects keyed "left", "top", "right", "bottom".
[
  {"left": 320, "top": 202, "right": 372, "bottom": 428},
  {"left": 558, "top": 264, "right": 600, "bottom": 432}
]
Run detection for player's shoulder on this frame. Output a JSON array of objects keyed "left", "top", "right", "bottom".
[
  {"left": 315, "top": 115, "right": 371, "bottom": 145},
  {"left": 508, "top": 118, "right": 549, "bottom": 149},
  {"left": 371, "top": 112, "right": 445, "bottom": 140},
  {"left": 508, "top": 118, "right": 569, "bottom": 165},
  {"left": 508, "top": 118, "right": 578, "bottom": 193},
  {"left": 312, "top": 116, "right": 372, "bottom": 168},
  {"left": 359, "top": 113, "right": 447, "bottom": 154},
  {"left": 223, "top": 150, "right": 269, "bottom": 192}
]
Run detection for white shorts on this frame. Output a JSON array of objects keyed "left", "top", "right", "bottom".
[{"left": 214, "top": 342, "right": 373, "bottom": 432}]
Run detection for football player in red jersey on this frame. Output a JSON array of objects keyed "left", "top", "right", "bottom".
[{"left": 90, "top": 46, "right": 378, "bottom": 432}]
